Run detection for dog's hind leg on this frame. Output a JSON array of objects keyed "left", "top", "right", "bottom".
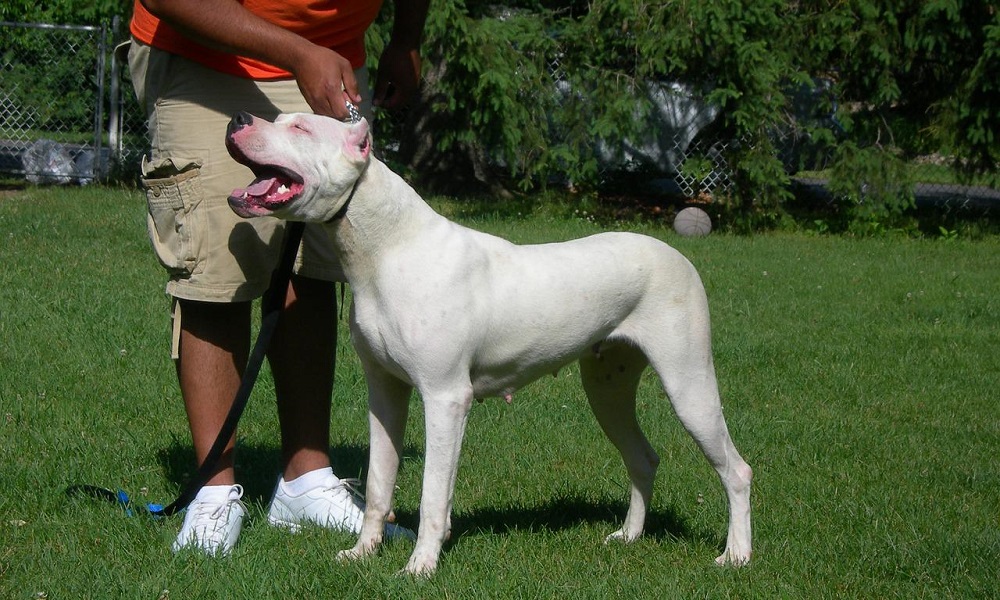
[
  {"left": 580, "top": 343, "right": 658, "bottom": 543},
  {"left": 643, "top": 320, "right": 753, "bottom": 566}
]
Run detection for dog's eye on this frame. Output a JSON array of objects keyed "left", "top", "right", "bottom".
[{"left": 292, "top": 123, "right": 310, "bottom": 133}]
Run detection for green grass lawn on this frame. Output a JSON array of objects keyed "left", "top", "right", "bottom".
[{"left": 1, "top": 185, "right": 998, "bottom": 598}]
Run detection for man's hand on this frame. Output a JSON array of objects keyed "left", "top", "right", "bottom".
[
  {"left": 373, "top": 41, "right": 422, "bottom": 110},
  {"left": 291, "top": 45, "right": 360, "bottom": 120},
  {"left": 373, "top": 0, "right": 431, "bottom": 111}
]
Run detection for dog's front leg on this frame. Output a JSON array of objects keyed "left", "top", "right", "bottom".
[
  {"left": 402, "top": 384, "right": 474, "bottom": 576},
  {"left": 338, "top": 367, "right": 412, "bottom": 562}
]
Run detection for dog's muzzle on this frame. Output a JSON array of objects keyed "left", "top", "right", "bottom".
[{"left": 227, "top": 111, "right": 254, "bottom": 138}]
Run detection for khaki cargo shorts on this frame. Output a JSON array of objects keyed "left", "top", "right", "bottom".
[{"left": 127, "top": 40, "right": 371, "bottom": 304}]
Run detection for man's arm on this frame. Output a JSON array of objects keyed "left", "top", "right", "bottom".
[{"left": 140, "top": 0, "right": 359, "bottom": 118}]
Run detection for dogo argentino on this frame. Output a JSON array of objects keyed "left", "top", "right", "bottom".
[{"left": 225, "top": 112, "right": 752, "bottom": 575}]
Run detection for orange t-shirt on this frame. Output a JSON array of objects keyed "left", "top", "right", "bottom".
[{"left": 130, "top": 0, "right": 383, "bottom": 80}]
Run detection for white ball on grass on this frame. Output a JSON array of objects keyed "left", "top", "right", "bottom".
[{"left": 673, "top": 206, "right": 712, "bottom": 237}]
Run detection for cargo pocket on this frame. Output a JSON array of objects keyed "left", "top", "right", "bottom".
[{"left": 141, "top": 156, "right": 203, "bottom": 277}]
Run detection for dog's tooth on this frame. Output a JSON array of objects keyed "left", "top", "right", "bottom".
[{"left": 278, "top": 184, "right": 289, "bottom": 194}]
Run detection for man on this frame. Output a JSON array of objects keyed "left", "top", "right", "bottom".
[{"left": 128, "top": 0, "right": 429, "bottom": 555}]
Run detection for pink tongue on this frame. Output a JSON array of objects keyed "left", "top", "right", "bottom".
[{"left": 246, "top": 177, "right": 277, "bottom": 197}]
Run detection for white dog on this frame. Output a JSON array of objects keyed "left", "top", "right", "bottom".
[{"left": 226, "top": 112, "right": 752, "bottom": 575}]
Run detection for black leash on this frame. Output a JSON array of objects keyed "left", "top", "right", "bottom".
[{"left": 67, "top": 221, "right": 306, "bottom": 516}]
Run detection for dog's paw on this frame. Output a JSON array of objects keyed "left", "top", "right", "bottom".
[
  {"left": 397, "top": 564, "right": 435, "bottom": 578},
  {"left": 336, "top": 542, "right": 377, "bottom": 563},
  {"left": 715, "top": 547, "right": 752, "bottom": 567},
  {"left": 603, "top": 530, "right": 625, "bottom": 544},
  {"left": 603, "top": 528, "right": 641, "bottom": 545},
  {"left": 335, "top": 548, "right": 363, "bottom": 563},
  {"left": 400, "top": 551, "right": 439, "bottom": 577}
]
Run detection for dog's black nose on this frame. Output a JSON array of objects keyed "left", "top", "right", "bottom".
[{"left": 227, "top": 111, "right": 254, "bottom": 137}]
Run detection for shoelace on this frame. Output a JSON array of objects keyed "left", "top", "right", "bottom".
[
  {"left": 330, "top": 477, "right": 366, "bottom": 508},
  {"left": 208, "top": 498, "right": 246, "bottom": 521},
  {"left": 191, "top": 489, "right": 246, "bottom": 526}
]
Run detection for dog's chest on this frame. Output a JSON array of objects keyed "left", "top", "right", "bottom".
[
  {"left": 348, "top": 299, "right": 408, "bottom": 378},
  {"left": 348, "top": 288, "right": 466, "bottom": 384}
]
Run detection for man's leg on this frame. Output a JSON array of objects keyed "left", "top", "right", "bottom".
[
  {"left": 171, "top": 299, "right": 251, "bottom": 555},
  {"left": 269, "top": 274, "right": 338, "bottom": 480},
  {"left": 264, "top": 274, "right": 367, "bottom": 534},
  {"left": 175, "top": 299, "right": 252, "bottom": 486}
]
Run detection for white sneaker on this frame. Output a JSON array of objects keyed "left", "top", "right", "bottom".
[
  {"left": 172, "top": 484, "right": 246, "bottom": 556},
  {"left": 267, "top": 471, "right": 415, "bottom": 540}
]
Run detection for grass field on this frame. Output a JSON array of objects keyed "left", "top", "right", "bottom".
[{"left": 1, "top": 185, "right": 998, "bottom": 599}]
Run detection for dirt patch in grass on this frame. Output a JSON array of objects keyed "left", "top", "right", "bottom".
[{"left": 0, "top": 182, "right": 26, "bottom": 200}]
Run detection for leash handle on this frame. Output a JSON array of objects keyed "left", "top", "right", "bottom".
[{"left": 150, "top": 221, "right": 306, "bottom": 516}]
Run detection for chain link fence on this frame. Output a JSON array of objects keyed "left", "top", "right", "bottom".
[
  {"left": 0, "top": 19, "right": 146, "bottom": 185},
  {"left": 3, "top": 21, "right": 100, "bottom": 183}
]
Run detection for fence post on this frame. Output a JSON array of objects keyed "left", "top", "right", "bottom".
[
  {"left": 108, "top": 15, "right": 122, "bottom": 173},
  {"left": 90, "top": 22, "right": 108, "bottom": 181}
]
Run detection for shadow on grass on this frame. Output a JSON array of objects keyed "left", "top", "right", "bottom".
[
  {"left": 450, "top": 494, "right": 704, "bottom": 546},
  {"left": 157, "top": 441, "right": 713, "bottom": 550}
]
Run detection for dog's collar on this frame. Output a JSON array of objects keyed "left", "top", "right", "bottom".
[{"left": 326, "top": 163, "right": 368, "bottom": 223}]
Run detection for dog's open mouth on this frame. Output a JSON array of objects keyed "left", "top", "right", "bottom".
[{"left": 228, "top": 165, "right": 304, "bottom": 216}]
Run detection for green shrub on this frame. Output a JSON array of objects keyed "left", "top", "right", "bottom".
[{"left": 367, "top": 0, "right": 998, "bottom": 228}]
